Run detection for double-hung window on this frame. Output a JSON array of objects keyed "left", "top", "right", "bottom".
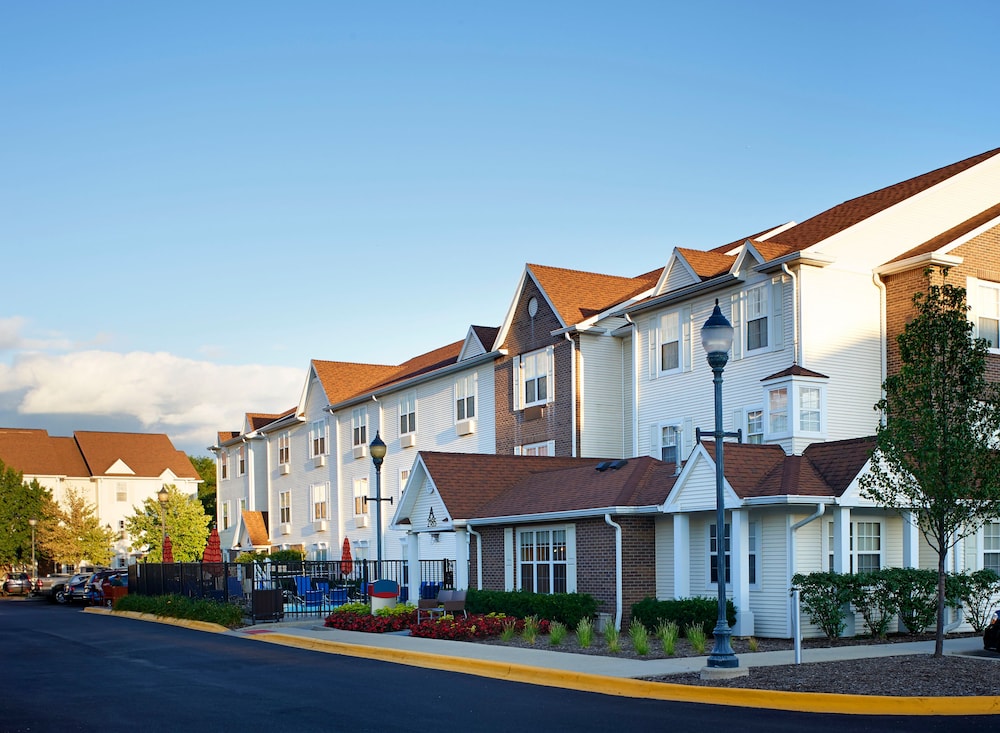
[
  {"left": 352, "top": 408, "right": 367, "bottom": 449},
  {"left": 518, "top": 528, "right": 568, "bottom": 594},
  {"left": 279, "top": 491, "right": 291, "bottom": 524},
  {"left": 745, "top": 283, "right": 769, "bottom": 352},
  {"left": 278, "top": 432, "right": 290, "bottom": 465},
  {"left": 660, "top": 425, "right": 680, "bottom": 464},
  {"left": 399, "top": 392, "right": 416, "bottom": 435},
  {"left": 970, "top": 278, "right": 1000, "bottom": 351},
  {"left": 799, "top": 387, "right": 821, "bottom": 432},
  {"left": 515, "top": 347, "right": 553, "bottom": 409},
  {"left": 310, "top": 419, "right": 328, "bottom": 457},
  {"left": 519, "top": 441, "right": 554, "bottom": 456},
  {"left": 763, "top": 375, "right": 827, "bottom": 440},
  {"left": 311, "top": 483, "right": 328, "bottom": 521},
  {"left": 116, "top": 482, "right": 127, "bottom": 502},
  {"left": 219, "top": 450, "right": 228, "bottom": 480},
  {"left": 222, "top": 501, "right": 231, "bottom": 530},
  {"left": 745, "top": 408, "right": 764, "bottom": 444},
  {"left": 353, "top": 477, "right": 368, "bottom": 516},
  {"left": 659, "top": 311, "right": 681, "bottom": 372},
  {"left": 709, "top": 523, "right": 731, "bottom": 584},
  {"left": 236, "top": 445, "right": 246, "bottom": 476},
  {"left": 984, "top": 522, "right": 1000, "bottom": 573},
  {"left": 854, "top": 521, "right": 882, "bottom": 573},
  {"left": 456, "top": 374, "right": 476, "bottom": 420},
  {"left": 767, "top": 387, "right": 789, "bottom": 436}
]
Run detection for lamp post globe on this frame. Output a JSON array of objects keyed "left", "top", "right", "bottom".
[{"left": 701, "top": 299, "right": 738, "bottom": 669}]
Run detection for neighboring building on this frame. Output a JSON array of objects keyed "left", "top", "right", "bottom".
[{"left": 0, "top": 428, "right": 201, "bottom": 567}]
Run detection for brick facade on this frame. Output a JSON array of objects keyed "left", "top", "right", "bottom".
[{"left": 494, "top": 276, "right": 579, "bottom": 457}]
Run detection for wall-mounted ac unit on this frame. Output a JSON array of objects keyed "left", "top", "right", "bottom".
[
  {"left": 280, "top": 463, "right": 291, "bottom": 475},
  {"left": 280, "top": 523, "right": 291, "bottom": 536},
  {"left": 456, "top": 418, "right": 476, "bottom": 436},
  {"left": 313, "top": 454, "right": 326, "bottom": 468},
  {"left": 356, "top": 515, "right": 369, "bottom": 528},
  {"left": 400, "top": 433, "right": 417, "bottom": 448},
  {"left": 314, "top": 519, "right": 328, "bottom": 531},
  {"left": 353, "top": 444, "right": 368, "bottom": 460}
]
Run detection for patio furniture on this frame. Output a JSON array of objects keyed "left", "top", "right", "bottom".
[{"left": 417, "top": 589, "right": 466, "bottom": 622}]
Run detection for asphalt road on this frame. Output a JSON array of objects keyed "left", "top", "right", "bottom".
[{"left": 0, "top": 598, "right": 990, "bottom": 733}]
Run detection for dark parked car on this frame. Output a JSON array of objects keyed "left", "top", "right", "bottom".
[
  {"left": 2, "top": 572, "right": 34, "bottom": 596},
  {"left": 984, "top": 609, "right": 1000, "bottom": 651},
  {"left": 64, "top": 571, "right": 98, "bottom": 604}
]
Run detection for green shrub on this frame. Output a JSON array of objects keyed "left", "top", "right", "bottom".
[
  {"left": 791, "top": 571, "right": 853, "bottom": 640},
  {"left": 850, "top": 572, "right": 895, "bottom": 639},
  {"left": 629, "top": 619, "right": 650, "bottom": 656},
  {"left": 604, "top": 622, "right": 620, "bottom": 653},
  {"left": 374, "top": 602, "right": 415, "bottom": 618},
  {"left": 880, "top": 567, "right": 939, "bottom": 634},
  {"left": 465, "top": 589, "right": 597, "bottom": 627},
  {"left": 954, "top": 569, "right": 1000, "bottom": 632},
  {"left": 114, "top": 593, "right": 245, "bottom": 628},
  {"left": 576, "top": 616, "right": 593, "bottom": 648},
  {"left": 685, "top": 623, "right": 707, "bottom": 653},
  {"left": 655, "top": 620, "right": 679, "bottom": 655},
  {"left": 521, "top": 615, "right": 539, "bottom": 644},
  {"left": 630, "top": 596, "right": 736, "bottom": 636},
  {"left": 548, "top": 621, "right": 567, "bottom": 645}
]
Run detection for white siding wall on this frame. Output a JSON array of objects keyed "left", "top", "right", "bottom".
[
  {"left": 752, "top": 511, "right": 791, "bottom": 637},
  {"left": 578, "top": 331, "right": 628, "bottom": 459},
  {"left": 654, "top": 516, "right": 674, "bottom": 599}
]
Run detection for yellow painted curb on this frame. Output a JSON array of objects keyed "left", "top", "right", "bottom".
[
  {"left": 86, "top": 606, "right": 229, "bottom": 634},
  {"left": 255, "top": 632, "right": 1000, "bottom": 717}
]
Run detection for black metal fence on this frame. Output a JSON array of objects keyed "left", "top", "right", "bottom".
[{"left": 128, "top": 559, "right": 456, "bottom": 623}]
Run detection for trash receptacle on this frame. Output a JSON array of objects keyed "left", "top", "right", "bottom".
[{"left": 370, "top": 579, "right": 399, "bottom": 613}]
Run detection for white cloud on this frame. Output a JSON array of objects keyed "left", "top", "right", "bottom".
[{"left": 0, "top": 350, "right": 303, "bottom": 453}]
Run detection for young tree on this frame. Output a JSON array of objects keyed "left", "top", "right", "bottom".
[
  {"left": 36, "top": 489, "right": 116, "bottom": 570},
  {"left": 125, "top": 484, "right": 210, "bottom": 562},
  {"left": 860, "top": 271, "right": 1000, "bottom": 656},
  {"left": 0, "top": 459, "right": 51, "bottom": 570},
  {"left": 188, "top": 455, "right": 217, "bottom": 523}
]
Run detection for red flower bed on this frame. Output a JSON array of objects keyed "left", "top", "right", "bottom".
[{"left": 324, "top": 609, "right": 417, "bottom": 632}]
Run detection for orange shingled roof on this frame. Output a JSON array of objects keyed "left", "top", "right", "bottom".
[
  {"left": 886, "top": 201, "right": 1000, "bottom": 264},
  {"left": 767, "top": 148, "right": 1000, "bottom": 252},
  {"left": 528, "top": 263, "right": 661, "bottom": 325},
  {"left": 242, "top": 510, "right": 270, "bottom": 546},
  {"left": 311, "top": 360, "right": 399, "bottom": 405},
  {"left": 0, "top": 428, "right": 90, "bottom": 476},
  {"left": 674, "top": 248, "right": 735, "bottom": 280},
  {"left": 74, "top": 431, "right": 200, "bottom": 479}
]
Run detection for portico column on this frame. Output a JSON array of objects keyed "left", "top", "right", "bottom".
[
  {"left": 730, "top": 509, "right": 754, "bottom": 636},
  {"left": 454, "top": 527, "right": 470, "bottom": 590},
  {"left": 406, "top": 531, "right": 420, "bottom": 603},
  {"left": 672, "top": 514, "right": 690, "bottom": 598}
]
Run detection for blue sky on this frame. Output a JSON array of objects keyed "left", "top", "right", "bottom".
[{"left": 1, "top": 1, "right": 997, "bottom": 455}]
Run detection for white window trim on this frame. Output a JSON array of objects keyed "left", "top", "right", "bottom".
[
  {"left": 513, "top": 346, "right": 555, "bottom": 410},
  {"left": 968, "top": 276, "right": 1000, "bottom": 354},
  {"left": 351, "top": 408, "right": 368, "bottom": 448},
  {"left": 853, "top": 520, "right": 883, "bottom": 573},
  {"left": 762, "top": 376, "right": 827, "bottom": 440},
  {"left": 707, "top": 522, "right": 731, "bottom": 588},
  {"left": 310, "top": 419, "right": 329, "bottom": 457},
  {"left": 399, "top": 391, "right": 417, "bottom": 436},
  {"left": 649, "top": 418, "right": 693, "bottom": 465},
  {"left": 279, "top": 490, "right": 291, "bottom": 524},
  {"left": 730, "top": 277, "right": 785, "bottom": 360},
  {"left": 219, "top": 450, "right": 229, "bottom": 480},
  {"left": 236, "top": 445, "right": 246, "bottom": 477},
  {"left": 353, "top": 477, "right": 369, "bottom": 516},
  {"left": 222, "top": 501, "right": 231, "bottom": 531},
  {"left": 734, "top": 405, "right": 764, "bottom": 445},
  {"left": 980, "top": 521, "right": 1000, "bottom": 573},
  {"left": 278, "top": 432, "right": 291, "bottom": 465},
  {"left": 310, "top": 482, "right": 329, "bottom": 521},
  {"left": 455, "top": 373, "right": 477, "bottom": 422},
  {"left": 647, "top": 307, "right": 693, "bottom": 378},
  {"left": 516, "top": 440, "right": 555, "bottom": 456},
  {"left": 514, "top": 524, "right": 576, "bottom": 594}
]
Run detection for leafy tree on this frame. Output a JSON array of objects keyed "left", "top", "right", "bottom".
[
  {"left": 124, "top": 484, "right": 210, "bottom": 562},
  {"left": 188, "top": 455, "right": 217, "bottom": 523},
  {"left": 36, "top": 489, "right": 116, "bottom": 570},
  {"left": 860, "top": 271, "right": 1000, "bottom": 655},
  {"left": 0, "top": 459, "right": 51, "bottom": 571}
]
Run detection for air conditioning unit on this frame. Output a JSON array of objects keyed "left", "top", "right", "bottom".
[
  {"left": 280, "top": 523, "right": 291, "bottom": 536},
  {"left": 280, "top": 463, "right": 290, "bottom": 475},
  {"left": 356, "top": 515, "right": 369, "bottom": 528},
  {"left": 313, "top": 454, "right": 326, "bottom": 468},
  {"left": 456, "top": 418, "right": 476, "bottom": 436},
  {"left": 353, "top": 444, "right": 368, "bottom": 460},
  {"left": 400, "top": 433, "right": 416, "bottom": 448},
  {"left": 314, "top": 519, "right": 328, "bottom": 531}
]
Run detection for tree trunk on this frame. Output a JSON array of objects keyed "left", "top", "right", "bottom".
[{"left": 935, "top": 550, "right": 946, "bottom": 657}]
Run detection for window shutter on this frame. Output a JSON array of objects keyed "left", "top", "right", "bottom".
[
  {"left": 681, "top": 306, "right": 692, "bottom": 372},
  {"left": 729, "top": 293, "right": 743, "bottom": 361},
  {"left": 513, "top": 445, "right": 522, "bottom": 456},
  {"left": 504, "top": 527, "right": 515, "bottom": 591},
  {"left": 512, "top": 356, "right": 522, "bottom": 410},
  {"left": 545, "top": 345, "right": 555, "bottom": 402},
  {"left": 682, "top": 417, "right": 694, "bottom": 460},
  {"left": 565, "top": 524, "right": 577, "bottom": 593},
  {"left": 732, "top": 408, "right": 743, "bottom": 438},
  {"left": 771, "top": 277, "right": 784, "bottom": 351},
  {"left": 647, "top": 319, "right": 658, "bottom": 380},
  {"left": 546, "top": 440, "right": 555, "bottom": 455},
  {"left": 649, "top": 424, "right": 661, "bottom": 459}
]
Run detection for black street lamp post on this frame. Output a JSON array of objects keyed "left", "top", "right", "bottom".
[
  {"left": 157, "top": 486, "right": 169, "bottom": 554},
  {"left": 28, "top": 518, "right": 37, "bottom": 580},
  {"left": 365, "top": 432, "right": 392, "bottom": 579},
  {"left": 700, "top": 299, "right": 739, "bottom": 669}
]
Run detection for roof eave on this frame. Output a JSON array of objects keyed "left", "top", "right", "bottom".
[
  {"left": 624, "top": 274, "right": 741, "bottom": 318},
  {"left": 876, "top": 252, "right": 964, "bottom": 277},
  {"left": 756, "top": 250, "right": 837, "bottom": 274},
  {"left": 462, "top": 505, "right": 661, "bottom": 527}
]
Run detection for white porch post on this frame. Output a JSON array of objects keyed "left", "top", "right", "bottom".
[
  {"left": 731, "top": 509, "right": 754, "bottom": 636},
  {"left": 832, "top": 507, "right": 851, "bottom": 573},
  {"left": 406, "top": 531, "right": 420, "bottom": 603},
  {"left": 454, "top": 527, "right": 470, "bottom": 590},
  {"left": 672, "top": 514, "right": 690, "bottom": 598}
]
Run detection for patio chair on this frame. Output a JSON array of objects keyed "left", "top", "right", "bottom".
[{"left": 417, "top": 589, "right": 467, "bottom": 622}]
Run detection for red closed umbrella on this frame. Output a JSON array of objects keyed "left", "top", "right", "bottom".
[
  {"left": 203, "top": 527, "right": 222, "bottom": 563},
  {"left": 340, "top": 537, "right": 353, "bottom": 577},
  {"left": 162, "top": 535, "right": 174, "bottom": 564}
]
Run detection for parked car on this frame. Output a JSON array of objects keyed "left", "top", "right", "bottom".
[
  {"left": 36, "top": 573, "right": 74, "bottom": 603},
  {"left": 64, "top": 571, "right": 98, "bottom": 604},
  {"left": 86, "top": 569, "right": 127, "bottom": 605},
  {"left": 2, "top": 572, "right": 34, "bottom": 596},
  {"left": 984, "top": 609, "right": 1000, "bottom": 651}
]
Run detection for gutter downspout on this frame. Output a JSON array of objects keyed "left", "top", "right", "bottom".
[
  {"left": 467, "top": 525, "right": 483, "bottom": 590},
  {"left": 624, "top": 313, "right": 639, "bottom": 457},
  {"left": 781, "top": 263, "right": 800, "bottom": 366},
  {"left": 604, "top": 513, "right": 623, "bottom": 631},
  {"left": 565, "top": 333, "right": 577, "bottom": 457},
  {"left": 872, "top": 272, "right": 888, "bottom": 427},
  {"left": 790, "top": 504, "right": 826, "bottom": 662}
]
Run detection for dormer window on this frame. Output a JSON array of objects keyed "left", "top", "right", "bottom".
[{"left": 761, "top": 369, "right": 828, "bottom": 440}]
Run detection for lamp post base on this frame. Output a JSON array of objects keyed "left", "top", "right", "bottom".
[{"left": 706, "top": 622, "right": 739, "bottom": 668}]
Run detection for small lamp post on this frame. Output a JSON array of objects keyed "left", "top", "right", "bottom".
[
  {"left": 700, "top": 299, "right": 739, "bottom": 669},
  {"left": 365, "top": 431, "right": 392, "bottom": 579},
  {"left": 28, "top": 518, "right": 37, "bottom": 580},
  {"left": 157, "top": 486, "right": 169, "bottom": 556}
]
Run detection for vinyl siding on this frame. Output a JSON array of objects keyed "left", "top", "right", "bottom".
[{"left": 578, "top": 331, "right": 628, "bottom": 459}]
